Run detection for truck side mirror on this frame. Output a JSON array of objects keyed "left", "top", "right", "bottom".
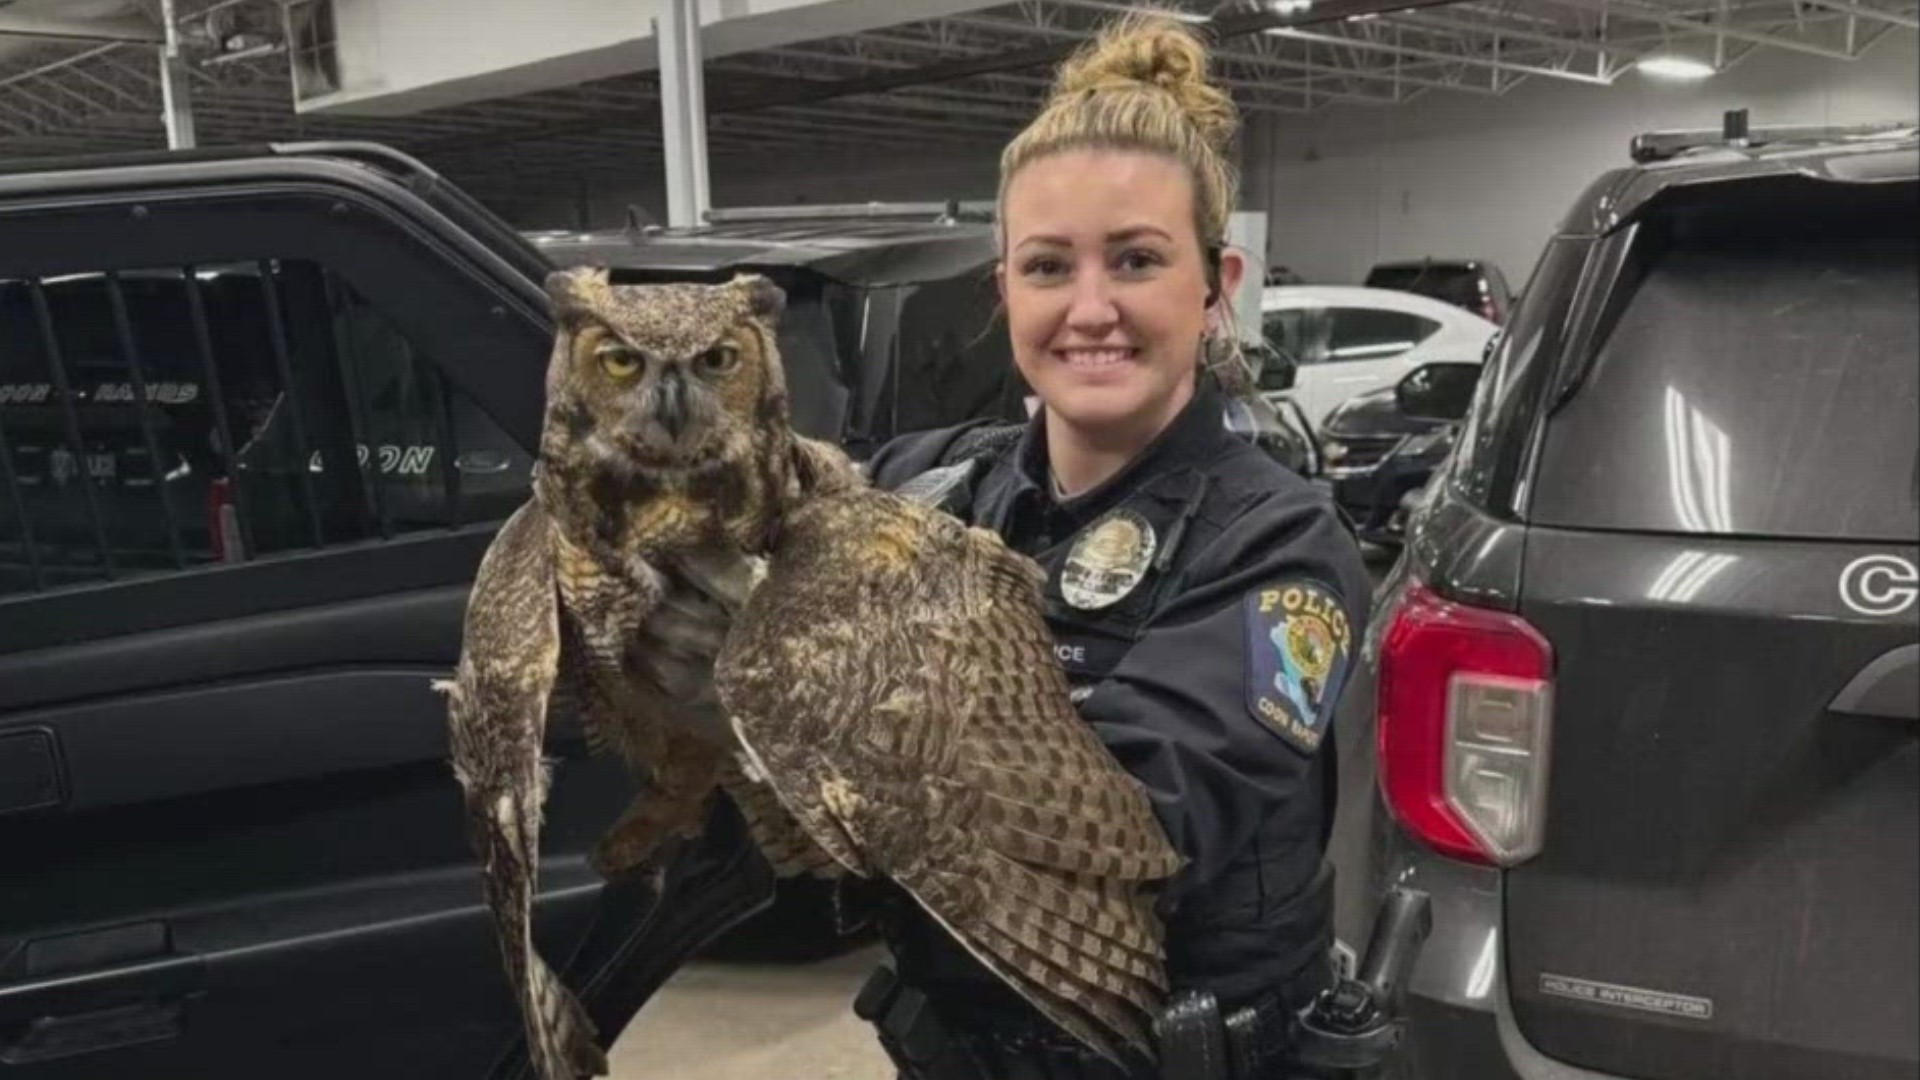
[
  {"left": 1395, "top": 362, "right": 1480, "bottom": 423},
  {"left": 1258, "top": 348, "right": 1299, "bottom": 392}
]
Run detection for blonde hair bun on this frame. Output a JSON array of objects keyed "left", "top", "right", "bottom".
[
  {"left": 1051, "top": 12, "right": 1238, "bottom": 154},
  {"left": 1000, "top": 8, "right": 1241, "bottom": 247}
]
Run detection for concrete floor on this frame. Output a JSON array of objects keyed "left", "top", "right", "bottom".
[{"left": 610, "top": 945, "right": 893, "bottom": 1080}]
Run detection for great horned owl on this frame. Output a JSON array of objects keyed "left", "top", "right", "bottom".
[{"left": 443, "top": 269, "right": 1183, "bottom": 1079}]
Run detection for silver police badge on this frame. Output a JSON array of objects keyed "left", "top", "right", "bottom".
[{"left": 1059, "top": 509, "right": 1158, "bottom": 610}]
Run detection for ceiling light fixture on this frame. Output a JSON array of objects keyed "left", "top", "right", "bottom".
[{"left": 1637, "top": 55, "right": 1717, "bottom": 81}]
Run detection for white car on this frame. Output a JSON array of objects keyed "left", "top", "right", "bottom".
[{"left": 1254, "top": 285, "right": 1497, "bottom": 432}]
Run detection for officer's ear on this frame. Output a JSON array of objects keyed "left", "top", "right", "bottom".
[{"left": 1207, "top": 246, "right": 1246, "bottom": 311}]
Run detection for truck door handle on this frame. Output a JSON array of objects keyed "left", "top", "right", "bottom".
[
  {"left": 0, "top": 926, "right": 204, "bottom": 1065},
  {"left": 1828, "top": 644, "right": 1919, "bottom": 725}
]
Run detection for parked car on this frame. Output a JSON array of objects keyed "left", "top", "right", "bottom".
[
  {"left": 1226, "top": 368, "right": 1319, "bottom": 478},
  {"left": 1363, "top": 257, "right": 1512, "bottom": 326},
  {"left": 1318, "top": 361, "right": 1479, "bottom": 547},
  {"left": 1256, "top": 284, "right": 1495, "bottom": 433},
  {"left": 526, "top": 204, "right": 1029, "bottom": 462},
  {"left": 1328, "top": 126, "right": 1919, "bottom": 1080}
]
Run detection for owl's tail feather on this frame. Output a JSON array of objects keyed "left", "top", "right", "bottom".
[
  {"left": 981, "top": 856, "right": 1165, "bottom": 1028},
  {"left": 472, "top": 780, "right": 610, "bottom": 1080},
  {"left": 909, "top": 852, "right": 1165, "bottom": 1068},
  {"left": 973, "top": 917, "right": 1154, "bottom": 1063},
  {"left": 524, "top": 951, "right": 607, "bottom": 1080},
  {"left": 1001, "top": 874, "right": 1167, "bottom": 989}
]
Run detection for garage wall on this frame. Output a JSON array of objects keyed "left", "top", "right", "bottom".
[
  {"left": 1240, "top": 31, "right": 1918, "bottom": 287},
  {"left": 491, "top": 30, "right": 1916, "bottom": 277}
]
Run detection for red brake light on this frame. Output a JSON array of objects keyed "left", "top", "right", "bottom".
[
  {"left": 208, "top": 477, "right": 242, "bottom": 564},
  {"left": 1378, "top": 582, "right": 1554, "bottom": 866}
]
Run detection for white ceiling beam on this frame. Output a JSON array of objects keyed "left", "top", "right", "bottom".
[
  {"left": 1385, "top": 9, "right": 1654, "bottom": 58},
  {"left": 964, "top": 4, "right": 1524, "bottom": 99},
  {"left": 1267, "top": 25, "right": 1619, "bottom": 84},
  {"left": 0, "top": 43, "right": 126, "bottom": 90},
  {"left": 0, "top": 12, "right": 162, "bottom": 45},
  {"left": 1800, "top": 0, "right": 1920, "bottom": 29},
  {"left": 1527, "top": 0, "right": 1867, "bottom": 58}
]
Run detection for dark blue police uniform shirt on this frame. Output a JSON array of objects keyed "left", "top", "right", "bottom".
[{"left": 865, "top": 380, "right": 1372, "bottom": 1003}]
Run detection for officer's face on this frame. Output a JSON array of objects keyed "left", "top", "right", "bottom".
[{"left": 999, "top": 149, "right": 1238, "bottom": 446}]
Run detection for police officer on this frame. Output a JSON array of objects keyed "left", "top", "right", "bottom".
[{"left": 853, "top": 12, "right": 1372, "bottom": 1080}]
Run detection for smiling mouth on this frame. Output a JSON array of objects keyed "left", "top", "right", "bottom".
[{"left": 1054, "top": 347, "right": 1140, "bottom": 370}]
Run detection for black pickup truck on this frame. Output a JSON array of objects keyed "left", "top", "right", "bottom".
[{"left": 0, "top": 142, "right": 1032, "bottom": 1079}]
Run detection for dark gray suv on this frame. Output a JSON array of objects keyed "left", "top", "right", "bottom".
[{"left": 1329, "top": 124, "right": 1918, "bottom": 1080}]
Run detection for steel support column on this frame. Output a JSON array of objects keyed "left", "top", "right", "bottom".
[
  {"left": 159, "top": 0, "right": 196, "bottom": 149},
  {"left": 657, "top": 0, "right": 711, "bottom": 227}
]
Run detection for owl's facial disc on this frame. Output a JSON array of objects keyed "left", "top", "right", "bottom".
[{"left": 577, "top": 327, "right": 752, "bottom": 475}]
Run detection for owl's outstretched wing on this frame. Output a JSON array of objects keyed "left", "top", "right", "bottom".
[
  {"left": 717, "top": 490, "right": 1185, "bottom": 1065},
  {"left": 442, "top": 502, "right": 608, "bottom": 1080}
]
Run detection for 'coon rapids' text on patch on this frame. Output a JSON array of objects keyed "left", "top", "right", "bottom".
[{"left": 1538, "top": 974, "right": 1714, "bottom": 1020}]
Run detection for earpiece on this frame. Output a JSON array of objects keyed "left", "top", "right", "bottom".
[{"left": 1203, "top": 244, "right": 1223, "bottom": 308}]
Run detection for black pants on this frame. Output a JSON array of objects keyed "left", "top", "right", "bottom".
[{"left": 872, "top": 974, "right": 1330, "bottom": 1080}]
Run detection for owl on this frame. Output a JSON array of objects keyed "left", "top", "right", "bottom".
[{"left": 442, "top": 268, "right": 1183, "bottom": 1079}]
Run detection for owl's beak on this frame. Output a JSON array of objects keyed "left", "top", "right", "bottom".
[{"left": 655, "top": 369, "right": 689, "bottom": 441}]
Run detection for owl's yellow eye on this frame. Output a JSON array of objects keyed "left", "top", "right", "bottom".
[
  {"left": 697, "top": 344, "right": 740, "bottom": 376},
  {"left": 596, "top": 342, "right": 643, "bottom": 380}
]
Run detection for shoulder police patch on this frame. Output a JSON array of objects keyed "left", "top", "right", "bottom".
[{"left": 1244, "top": 579, "right": 1354, "bottom": 754}]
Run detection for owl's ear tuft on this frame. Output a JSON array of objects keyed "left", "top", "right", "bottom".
[
  {"left": 735, "top": 274, "right": 786, "bottom": 325},
  {"left": 544, "top": 266, "right": 610, "bottom": 317}
]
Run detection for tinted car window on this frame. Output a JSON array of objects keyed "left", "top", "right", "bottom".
[
  {"left": 1532, "top": 227, "right": 1917, "bottom": 542},
  {"left": 877, "top": 269, "right": 1022, "bottom": 441},
  {"left": 1450, "top": 239, "right": 1588, "bottom": 511},
  {"left": 1261, "top": 308, "right": 1319, "bottom": 380},
  {"left": 602, "top": 266, "right": 854, "bottom": 444},
  {"left": 774, "top": 279, "right": 852, "bottom": 443},
  {"left": 1366, "top": 265, "right": 1481, "bottom": 307},
  {"left": 1321, "top": 307, "right": 1441, "bottom": 363},
  {"left": 0, "top": 261, "right": 530, "bottom": 596}
]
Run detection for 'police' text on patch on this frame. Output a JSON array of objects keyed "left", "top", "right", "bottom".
[{"left": 1244, "top": 579, "right": 1353, "bottom": 754}]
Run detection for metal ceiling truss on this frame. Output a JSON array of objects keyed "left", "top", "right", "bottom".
[{"left": 1, "top": 0, "right": 1911, "bottom": 205}]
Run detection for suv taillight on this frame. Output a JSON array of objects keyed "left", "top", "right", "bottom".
[{"left": 1378, "top": 582, "right": 1554, "bottom": 866}]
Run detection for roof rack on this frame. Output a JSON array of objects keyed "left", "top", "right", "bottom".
[
  {"left": 1630, "top": 110, "right": 1918, "bottom": 164},
  {"left": 703, "top": 200, "right": 995, "bottom": 225}
]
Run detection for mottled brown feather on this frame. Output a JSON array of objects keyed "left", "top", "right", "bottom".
[
  {"left": 444, "top": 503, "right": 608, "bottom": 1079},
  {"left": 449, "top": 273, "right": 796, "bottom": 1080},
  {"left": 453, "top": 270, "right": 1182, "bottom": 1076},
  {"left": 717, "top": 486, "right": 1184, "bottom": 1065}
]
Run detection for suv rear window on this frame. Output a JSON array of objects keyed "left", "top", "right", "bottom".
[
  {"left": 1366, "top": 264, "right": 1483, "bottom": 308},
  {"left": 1531, "top": 186, "right": 1918, "bottom": 543}
]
